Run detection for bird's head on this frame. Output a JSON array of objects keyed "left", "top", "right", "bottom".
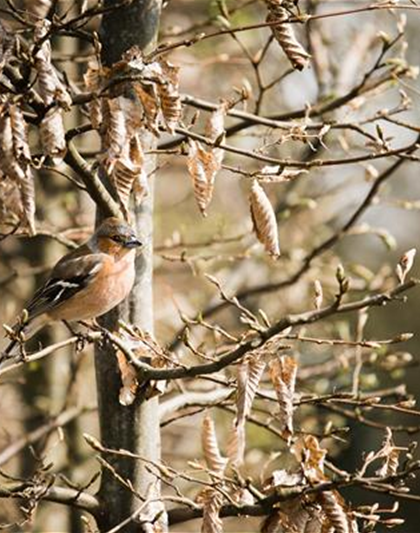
[{"left": 93, "top": 217, "right": 142, "bottom": 256}]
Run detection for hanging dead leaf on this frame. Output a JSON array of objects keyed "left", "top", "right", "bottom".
[
  {"left": 117, "top": 324, "right": 171, "bottom": 399},
  {"left": 34, "top": 20, "right": 72, "bottom": 109},
  {"left": 111, "top": 135, "right": 148, "bottom": 211},
  {"left": 156, "top": 60, "right": 182, "bottom": 134},
  {"left": 197, "top": 488, "right": 223, "bottom": 533},
  {"left": 375, "top": 428, "right": 401, "bottom": 478},
  {"left": 40, "top": 106, "right": 66, "bottom": 162},
  {"left": 102, "top": 97, "right": 128, "bottom": 173},
  {"left": 9, "top": 105, "right": 31, "bottom": 165},
  {"left": 187, "top": 139, "right": 220, "bottom": 216},
  {"left": 261, "top": 499, "right": 322, "bottom": 533},
  {"left": 0, "top": 103, "right": 36, "bottom": 234},
  {"left": 133, "top": 83, "right": 160, "bottom": 136},
  {"left": 292, "top": 435, "right": 327, "bottom": 483},
  {"left": 226, "top": 419, "right": 245, "bottom": 467},
  {"left": 318, "top": 490, "right": 354, "bottom": 533},
  {"left": 116, "top": 350, "right": 139, "bottom": 406},
  {"left": 202, "top": 414, "right": 228, "bottom": 476},
  {"left": 268, "top": 356, "right": 297, "bottom": 440},
  {"left": 249, "top": 179, "right": 280, "bottom": 257},
  {"left": 84, "top": 64, "right": 103, "bottom": 130},
  {"left": 265, "top": 1, "right": 310, "bottom": 70},
  {"left": 236, "top": 354, "right": 266, "bottom": 428}
]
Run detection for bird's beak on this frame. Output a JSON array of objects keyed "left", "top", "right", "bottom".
[{"left": 126, "top": 238, "right": 143, "bottom": 249}]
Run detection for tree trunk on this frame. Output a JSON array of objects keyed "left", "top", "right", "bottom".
[{"left": 94, "top": 1, "right": 163, "bottom": 531}]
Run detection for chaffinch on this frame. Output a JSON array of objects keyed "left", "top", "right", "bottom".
[{"left": 2, "top": 217, "right": 142, "bottom": 359}]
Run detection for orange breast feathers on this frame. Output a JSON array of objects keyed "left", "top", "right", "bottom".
[{"left": 48, "top": 250, "right": 136, "bottom": 322}]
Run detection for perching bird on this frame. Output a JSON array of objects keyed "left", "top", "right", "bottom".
[{"left": 2, "top": 217, "right": 142, "bottom": 360}]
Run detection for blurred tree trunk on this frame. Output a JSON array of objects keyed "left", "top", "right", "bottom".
[{"left": 94, "top": 1, "right": 164, "bottom": 532}]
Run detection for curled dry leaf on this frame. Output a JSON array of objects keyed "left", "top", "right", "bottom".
[
  {"left": 119, "top": 324, "right": 171, "bottom": 398},
  {"left": 111, "top": 135, "right": 148, "bottom": 212},
  {"left": 155, "top": 60, "right": 182, "bottom": 134},
  {"left": 84, "top": 48, "right": 181, "bottom": 208},
  {"left": 102, "top": 97, "right": 128, "bottom": 173},
  {"left": 0, "top": 103, "right": 36, "bottom": 234},
  {"left": 40, "top": 106, "right": 67, "bottom": 162},
  {"left": 292, "top": 435, "right": 327, "bottom": 483},
  {"left": 263, "top": 469, "right": 303, "bottom": 492},
  {"left": 34, "top": 21, "right": 70, "bottom": 161},
  {"left": 375, "top": 428, "right": 401, "bottom": 478},
  {"left": 228, "top": 354, "right": 266, "bottom": 465},
  {"left": 226, "top": 419, "right": 245, "bottom": 468},
  {"left": 187, "top": 139, "right": 221, "bottom": 216},
  {"left": 265, "top": 0, "right": 310, "bottom": 70},
  {"left": 87, "top": 47, "right": 182, "bottom": 139},
  {"left": 268, "top": 356, "right": 296, "bottom": 439},
  {"left": 134, "top": 83, "right": 160, "bottom": 136},
  {"left": 202, "top": 414, "right": 228, "bottom": 475},
  {"left": 261, "top": 499, "right": 322, "bottom": 533},
  {"left": 197, "top": 488, "right": 223, "bottom": 533},
  {"left": 84, "top": 64, "right": 104, "bottom": 130},
  {"left": 249, "top": 180, "right": 280, "bottom": 257},
  {"left": 34, "top": 20, "right": 71, "bottom": 108},
  {"left": 318, "top": 490, "right": 354, "bottom": 533},
  {"left": 236, "top": 355, "right": 266, "bottom": 427},
  {"left": 115, "top": 350, "right": 139, "bottom": 406}
]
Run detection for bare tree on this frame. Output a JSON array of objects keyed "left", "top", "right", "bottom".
[{"left": 1, "top": 1, "right": 420, "bottom": 532}]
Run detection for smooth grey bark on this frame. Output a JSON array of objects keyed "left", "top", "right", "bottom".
[{"left": 94, "top": 1, "right": 163, "bottom": 531}]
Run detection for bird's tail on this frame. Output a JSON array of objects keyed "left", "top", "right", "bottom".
[{"left": 1, "top": 315, "right": 49, "bottom": 364}]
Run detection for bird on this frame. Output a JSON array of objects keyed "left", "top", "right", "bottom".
[{"left": 2, "top": 217, "right": 142, "bottom": 360}]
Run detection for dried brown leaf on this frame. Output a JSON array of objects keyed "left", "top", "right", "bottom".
[
  {"left": 202, "top": 414, "right": 228, "bottom": 475},
  {"left": 265, "top": 1, "right": 310, "bottom": 70},
  {"left": 187, "top": 139, "right": 220, "bottom": 216},
  {"left": 111, "top": 135, "right": 148, "bottom": 210},
  {"left": 197, "top": 488, "right": 223, "bottom": 533},
  {"left": 226, "top": 419, "right": 245, "bottom": 467},
  {"left": 261, "top": 499, "right": 321, "bottom": 533},
  {"left": 134, "top": 83, "right": 160, "bottom": 135},
  {"left": 318, "top": 491, "right": 352, "bottom": 533},
  {"left": 249, "top": 179, "right": 280, "bottom": 257},
  {"left": 156, "top": 60, "right": 182, "bottom": 133},
  {"left": 40, "top": 106, "right": 66, "bottom": 162},
  {"left": 236, "top": 355, "right": 266, "bottom": 424},
  {"left": 34, "top": 21, "right": 71, "bottom": 108},
  {"left": 9, "top": 105, "right": 31, "bottom": 165},
  {"left": 0, "top": 104, "right": 35, "bottom": 234},
  {"left": 84, "top": 64, "right": 103, "bottom": 130},
  {"left": 375, "top": 428, "right": 401, "bottom": 478},
  {"left": 116, "top": 350, "right": 139, "bottom": 406},
  {"left": 293, "top": 435, "right": 327, "bottom": 483},
  {"left": 263, "top": 469, "right": 304, "bottom": 492},
  {"left": 268, "top": 355, "right": 297, "bottom": 439},
  {"left": 102, "top": 97, "right": 128, "bottom": 172},
  {"left": 119, "top": 325, "right": 170, "bottom": 398}
]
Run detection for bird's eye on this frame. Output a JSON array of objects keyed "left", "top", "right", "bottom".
[{"left": 111, "top": 235, "right": 124, "bottom": 243}]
